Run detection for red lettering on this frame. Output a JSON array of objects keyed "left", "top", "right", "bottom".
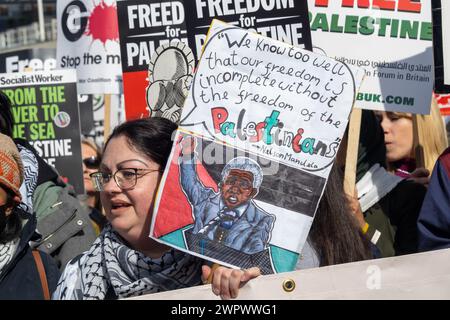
[
  {"left": 315, "top": 0, "right": 329, "bottom": 7},
  {"left": 250, "top": 122, "right": 265, "bottom": 143},
  {"left": 342, "top": 0, "right": 370, "bottom": 8},
  {"left": 372, "top": 0, "right": 396, "bottom": 10},
  {"left": 292, "top": 129, "right": 304, "bottom": 153},
  {"left": 211, "top": 107, "right": 228, "bottom": 134},
  {"left": 398, "top": 0, "right": 421, "bottom": 13},
  {"left": 315, "top": 0, "right": 420, "bottom": 11}
]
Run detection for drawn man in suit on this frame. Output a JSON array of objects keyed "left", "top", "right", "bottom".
[{"left": 179, "top": 136, "right": 275, "bottom": 254}]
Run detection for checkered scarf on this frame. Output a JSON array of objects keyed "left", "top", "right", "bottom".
[
  {"left": 0, "top": 238, "right": 19, "bottom": 274},
  {"left": 53, "top": 224, "right": 203, "bottom": 300}
]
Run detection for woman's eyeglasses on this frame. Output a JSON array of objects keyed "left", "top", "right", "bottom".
[
  {"left": 89, "top": 168, "right": 161, "bottom": 191},
  {"left": 83, "top": 156, "right": 101, "bottom": 169}
]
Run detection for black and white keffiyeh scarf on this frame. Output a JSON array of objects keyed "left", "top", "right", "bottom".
[
  {"left": 17, "top": 144, "right": 38, "bottom": 214},
  {"left": 0, "top": 239, "right": 19, "bottom": 275},
  {"left": 53, "top": 224, "right": 203, "bottom": 300}
]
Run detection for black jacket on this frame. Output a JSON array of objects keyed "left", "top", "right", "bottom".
[
  {"left": 364, "top": 179, "right": 426, "bottom": 257},
  {"left": 0, "top": 209, "right": 60, "bottom": 299}
]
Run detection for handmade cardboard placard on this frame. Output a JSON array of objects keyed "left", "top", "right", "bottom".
[
  {"left": 0, "top": 70, "right": 84, "bottom": 194},
  {"left": 308, "top": 0, "right": 433, "bottom": 114},
  {"left": 150, "top": 20, "right": 364, "bottom": 273}
]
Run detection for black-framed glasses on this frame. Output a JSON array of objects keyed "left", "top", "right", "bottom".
[
  {"left": 89, "top": 168, "right": 161, "bottom": 191},
  {"left": 83, "top": 156, "right": 101, "bottom": 169}
]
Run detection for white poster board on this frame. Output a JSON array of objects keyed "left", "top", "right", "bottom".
[
  {"left": 57, "top": 0, "right": 123, "bottom": 94},
  {"left": 150, "top": 20, "right": 364, "bottom": 274},
  {"left": 308, "top": 0, "right": 433, "bottom": 114}
]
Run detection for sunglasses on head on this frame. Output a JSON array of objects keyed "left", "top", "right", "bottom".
[{"left": 83, "top": 156, "right": 101, "bottom": 169}]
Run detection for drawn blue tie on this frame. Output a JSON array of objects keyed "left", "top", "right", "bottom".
[
  {"left": 214, "top": 209, "right": 238, "bottom": 243},
  {"left": 218, "top": 209, "right": 238, "bottom": 229}
]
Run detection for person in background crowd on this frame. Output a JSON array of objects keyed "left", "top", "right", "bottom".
[
  {"left": 375, "top": 97, "right": 448, "bottom": 185},
  {"left": 0, "top": 91, "right": 97, "bottom": 270},
  {"left": 79, "top": 138, "right": 107, "bottom": 235},
  {"left": 345, "top": 110, "right": 427, "bottom": 257},
  {"left": 0, "top": 133, "right": 60, "bottom": 299},
  {"left": 446, "top": 119, "right": 450, "bottom": 145},
  {"left": 417, "top": 147, "right": 450, "bottom": 251},
  {"left": 295, "top": 163, "right": 374, "bottom": 270},
  {"left": 53, "top": 117, "right": 259, "bottom": 300}
]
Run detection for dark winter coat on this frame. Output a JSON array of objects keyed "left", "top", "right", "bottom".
[
  {"left": 418, "top": 147, "right": 450, "bottom": 251},
  {"left": 0, "top": 209, "right": 60, "bottom": 299}
]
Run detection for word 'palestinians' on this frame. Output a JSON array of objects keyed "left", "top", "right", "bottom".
[{"left": 211, "top": 108, "right": 340, "bottom": 158}]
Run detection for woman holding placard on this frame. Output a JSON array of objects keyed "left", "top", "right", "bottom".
[{"left": 53, "top": 117, "right": 260, "bottom": 300}]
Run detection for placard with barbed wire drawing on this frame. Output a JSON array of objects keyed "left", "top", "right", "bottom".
[{"left": 117, "top": 0, "right": 193, "bottom": 120}]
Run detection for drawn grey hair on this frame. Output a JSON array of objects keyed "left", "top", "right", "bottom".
[{"left": 221, "top": 157, "right": 263, "bottom": 189}]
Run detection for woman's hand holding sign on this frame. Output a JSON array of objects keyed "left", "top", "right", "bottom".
[{"left": 202, "top": 265, "right": 261, "bottom": 300}]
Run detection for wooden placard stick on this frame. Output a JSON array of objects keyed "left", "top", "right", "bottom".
[
  {"left": 103, "top": 94, "right": 111, "bottom": 142},
  {"left": 344, "top": 107, "right": 362, "bottom": 197}
]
